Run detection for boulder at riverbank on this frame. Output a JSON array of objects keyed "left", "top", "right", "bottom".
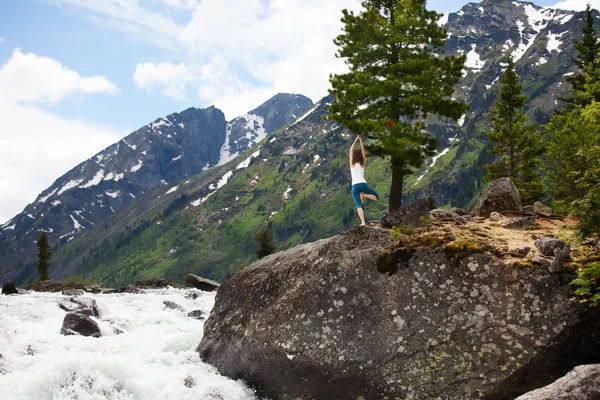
[{"left": 198, "top": 225, "right": 600, "bottom": 400}]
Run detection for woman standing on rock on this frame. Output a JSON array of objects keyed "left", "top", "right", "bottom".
[{"left": 350, "top": 135, "right": 379, "bottom": 225}]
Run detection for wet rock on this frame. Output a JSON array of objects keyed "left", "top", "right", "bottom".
[
  {"left": 533, "top": 202, "right": 554, "bottom": 216},
  {"left": 187, "top": 310, "right": 204, "bottom": 320},
  {"left": 136, "top": 278, "right": 169, "bottom": 288},
  {"left": 490, "top": 212, "right": 506, "bottom": 221},
  {"left": 471, "top": 178, "right": 522, "bottom": 218},
  {"left": 380, "top": 198, "right": 431, "bottom": 228},
  {"left": 61, "top": 312, "right": 101, "bottom": 338},
  {"left": 184, "top": 376, "right": 196, "bottom": 388},
  {"left": 2, "top": 280, "right": 18, "bottom": 295},
  {"left": 198, "top": 226, "right": 599, "bottom": 400},
  {"left": 71, "top": 297, "right": 102, "bottom": 317},
  {"left": 534, "top": 237, "right": 566, "bottom": 257},
  {"left": 515, "top": 364, "right": 600, "bottom": 400},
  {"left": 164, "top": 301, "right": 184, "bottom": 311},
  {"left": 430, "top": 209, "right": 460, "bottom": 219},
  {"left": 62, "top": 288, "right": 85, "bottom": 296},
  {"left": 501, "top": 216, "right": 536, "bottom": 230},
  {"left": 106, "top": 285, "right": 140, "bottom": 294},
  {"left": 58, "top": 301, "right": 80, "bottom": 312},
  {"left": 532, "top": 256, "right": 551, "bottom": 268},
  {"left": 185, "top": 274, "right": 220, "bottom": 292},
  {"left": 29, "top": 280, "right": 64, "bottom": 292},
  {"left": 185, "top": 292, "right": 199, "bottom": 300}
]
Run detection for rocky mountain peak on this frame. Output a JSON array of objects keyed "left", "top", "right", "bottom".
[{"left": 0, "top": 93, "right": 312, "bottom": 282}]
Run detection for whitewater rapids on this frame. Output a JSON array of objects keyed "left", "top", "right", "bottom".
[{"left": 0, "top": 288, "right": 260, "bottom": 400}]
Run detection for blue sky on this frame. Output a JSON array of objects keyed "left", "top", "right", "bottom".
[{"left": 0, "top": 0, "right": 595, "bottom": 224}]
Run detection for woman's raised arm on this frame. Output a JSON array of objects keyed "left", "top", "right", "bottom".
[
  {"left": 349, "top": 135, "right": 359, "bottom": 167},
  {"left": 358, "top": 135, "right": 366, "bottom": 166}
]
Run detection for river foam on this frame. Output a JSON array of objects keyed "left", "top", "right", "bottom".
[{"left": 0, "top": 288, "right": 259, "bottom": 400}]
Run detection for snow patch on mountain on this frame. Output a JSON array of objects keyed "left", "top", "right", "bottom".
[
  {"left": 38, "top": 188, "right": 58, "bottom": 203},
  {"left": 534, "top": 57, "right": 548, "bottom": 66},
  {"left": 70, "top": 214, "right": 82, "bottom": 230},
  {"left": 166, "top": 186, "right": 179, "bottom": 195},
  {"left": 130, "top": 160, "right": 143, "bottom": 173},
  {"left": 547, "top": 31, "right": 565, "bottom": 52},
  {"left": 290, "top": 104, "right": 319, "bottom": 128},
  {"left": 151, "top": 118, "right": 172, "bottom": 130},
  {"left": 243, "top": 114, "right": 267, "bottom": 144},
  {"left": 105, "top": 191, "right": 120, "bottom": 199},
  {"left": 417, "top": 147, "right": 451, "bottom": 183},
  {"left": 236, "top": 150, "right": 261, "bottom": 170},
  {"left": 217, "top": 122, "right": 236, "bottom": 167},
  {"left": 104, "top": 172, "right": 124, "bottom": 182},
  {"left": 82, "top": 170, "right": 105, "bottom": 189},
  {"left": 58, "top": 179, "right": 84, "bottom": 196},
  {"left": 464, "top": 44, "right": 486, "bottom": 73}
]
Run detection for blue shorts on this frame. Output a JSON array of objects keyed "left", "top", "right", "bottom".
[{"left": 351, "top": 183, "right": 380, "bottom": 209}]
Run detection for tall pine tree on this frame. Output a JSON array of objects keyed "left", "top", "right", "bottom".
[
  {"left": 485, "top": 56, "right": 543, "bottom": 204},
  {"left": 328, "top": 0, "right": 468, "bottom": 212},
  {"left": 563, "top": 4, "right": 600, "bottom": 110},
  {"left": 546, "top": 8, "right": 600, "bottom": 211},
  {"left": 37, "top": 232, "right": 51, "bottom": 281},
  {"left": 255, "top": 230, "right": 276, "bottom": 259}
]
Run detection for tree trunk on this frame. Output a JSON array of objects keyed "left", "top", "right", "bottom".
[{"left": 389, "top": 172, "right": 404, "bottom": 213}]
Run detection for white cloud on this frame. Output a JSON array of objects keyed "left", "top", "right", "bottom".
[
  {"left": 551, "top": 0, "right": 596, "bottom": 11},
  {"left": 0, "top": 50, "right": 121, "bottom": 223},
  {"left": 0, "top": 38, "right": 4, "bottom": 43},
  {"left": 45, "top": 0, "right": 362, "bottom": 119},
  {"left": 134, "top": 62, "right": 195, "bottom": 100},
  {"left": 0, "top": 49, "right": 119, "bottom": 105}
]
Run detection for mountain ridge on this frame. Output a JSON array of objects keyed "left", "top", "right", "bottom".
[{"left": 0, "top": 93, "right": 313, "bottom": 282}]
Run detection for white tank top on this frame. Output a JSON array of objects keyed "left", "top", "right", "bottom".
[{"left": 351, "top": 163, "right": 366, "bottom": 185}]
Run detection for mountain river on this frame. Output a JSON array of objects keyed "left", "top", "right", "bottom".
[{"left": 0, "top": 288, "right": 260, "bottom": 400}]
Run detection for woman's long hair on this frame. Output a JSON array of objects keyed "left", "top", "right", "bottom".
[{"left": 352, "top": 149, "right": 364, "bottom": 167}]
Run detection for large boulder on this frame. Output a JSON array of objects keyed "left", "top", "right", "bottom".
[
  {"left": 1, "top": 280, "right": 18, "bottom": 295},
  {"left": 60, "top": 312, "right": 101, "bottom": 338},
  {"left": 534, "top": 237, "right": 566, "bottom": 257},
  {"left": 197, "top": 226, "right": 600, "bottom": 400},
  {"left": 380, "top": 198, "right": 431, "bottom": 228},
  {"left": 515, "top": 364, "right": 600, "bottom": 400},
  {"left": 471, "top": 178, "right": 522, "bottom": 218},
  {"left": 185, "top": 274, "right": 220, "bottom": 292}
]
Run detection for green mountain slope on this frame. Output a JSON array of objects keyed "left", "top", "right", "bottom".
[{"left": 51, "top": 98, "right": 391, "bottom": 286}]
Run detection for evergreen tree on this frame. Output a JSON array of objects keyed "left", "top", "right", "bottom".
[
  {"left": 328, "top": 0, "right": 468, "bottom": 212},
  {"left": 546, "top": 9, "right": 600, "bottom": 212},
  {"left": 485, "top": 56, "right": 544, "bottom": 204},
  {"left": 37, "top": 232, "right": 51, "bottom": 281},
  {"left": 563, "top": 4, "right": 600, "bottom": 110},
  {"left": 255, "top": 230, "right": 276, "bottom": 259}
]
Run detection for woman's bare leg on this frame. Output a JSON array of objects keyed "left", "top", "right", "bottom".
[
  {"left": 357, "top": 207, "right": 366, "bottom": 226},
  {"left": 362, "top": 193, "right": 377, "bottom": 201}
]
